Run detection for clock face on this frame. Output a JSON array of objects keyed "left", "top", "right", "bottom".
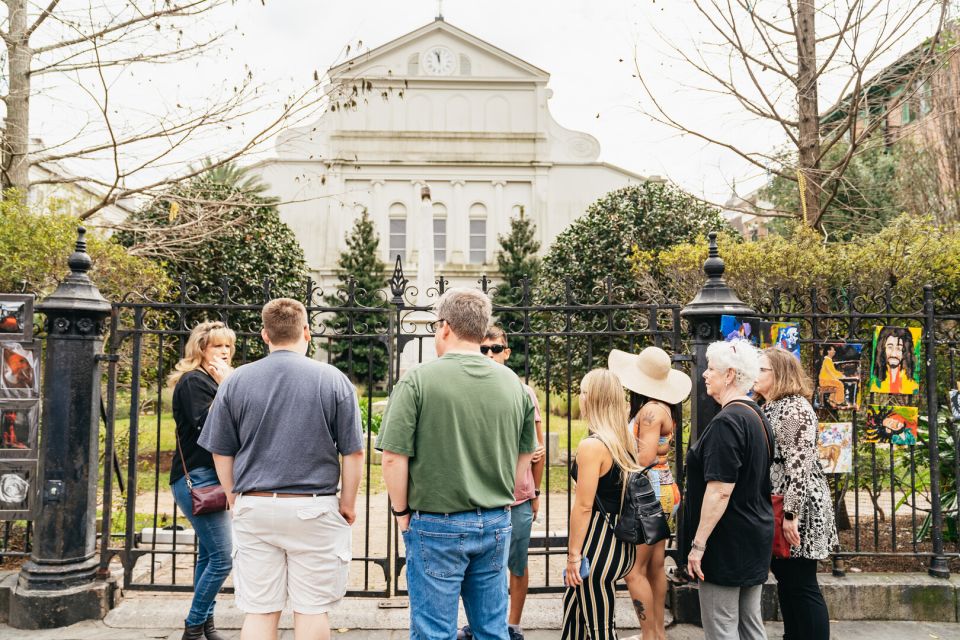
[{"left": 422, "top": 46, "right": 456, "bottom": 76}]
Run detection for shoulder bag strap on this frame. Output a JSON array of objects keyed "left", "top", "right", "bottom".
[
  {"left": 173, "top": 427, "right": 193, "bottom": 489},
  {"left": 727, "top": 399, "right": 773, "bottom": 459}
]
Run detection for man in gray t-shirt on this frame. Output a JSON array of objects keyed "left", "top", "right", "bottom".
[{"left": 199, "top": 298, "right": 363, "bottom": 639}]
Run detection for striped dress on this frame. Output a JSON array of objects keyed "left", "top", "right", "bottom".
[{"left": 563, "top": 458, "right": 637, "bottom": 639}]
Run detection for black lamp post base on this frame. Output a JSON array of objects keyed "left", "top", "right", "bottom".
[
  {"left": 17, "top": 556, "right": 100, "bottom": 591},
  {"left": 8, "top": 575, "right": 119, "bottom": 629}
]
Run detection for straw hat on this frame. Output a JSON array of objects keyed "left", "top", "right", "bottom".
[{"left": 607, "top": 347, "right": 692, "bottom": 405}]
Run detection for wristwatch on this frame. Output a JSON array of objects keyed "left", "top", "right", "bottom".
[
  {"left": 391, "top": 505, "right": 411, "bottom": 517},
  {"left": 784, "top": 511, "right": 796, "bottom": 521},
  {"left": 534, "top": 490, "right": 541, "bottom": 497}
]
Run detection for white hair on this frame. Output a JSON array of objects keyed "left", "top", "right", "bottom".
[{"left": 706, "top": 340, "right": 760, "bottom": 393}]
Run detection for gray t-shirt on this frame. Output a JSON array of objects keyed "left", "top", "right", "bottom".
[{"left": 198, "top": 349, "right": 363, "bottom": 494}]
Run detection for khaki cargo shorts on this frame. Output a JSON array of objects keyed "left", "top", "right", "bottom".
[{"left": 231, "top": 494, "right": 352, "bottom": 614}]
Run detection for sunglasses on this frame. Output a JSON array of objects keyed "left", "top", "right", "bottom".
[{"left": 480, "top": 344, "right": 507, "bottom": 355}]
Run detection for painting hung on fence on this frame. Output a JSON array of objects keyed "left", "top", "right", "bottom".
[
  {"left": 0, "top": 295, "right": 32, "bottom": 342},
  {"left": 0, "top": 342, "right": 39, "bottom": 397},
  {"left": 863, "top": 404, "right": 918, "bottom": 446},
  {"left": 817, "top": 422, "right": 852, "bottom": 473},
  {"left": 0, "top": 401, "right": 37, "bottom": 458},
  {"left": 818, "top": 342, "right": 863, "bottom": 410},
  {"left": 0, "top": 460, "right": 34, "bottom": 519},
  {"left": 868, "top": 326, "right": 922, "bottom": 395},
  {"left": 759, "top": 321, "right": 800, "bottom": 359},
  {"left": 950, "top": 388, "right": 960, "bottom": 421},
  {"left": 720, "top": 315, "right": 759, "bottom": 345}
]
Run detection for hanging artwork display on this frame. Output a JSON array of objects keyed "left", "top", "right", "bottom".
[
  {"left": 0, "top": 342, "right": 40, "bottom": 398},
  {"left": 0, "top": 460, "right": 34, "bottom": 519},
  {"left": 817, "top": 422, "right": 852, "bottom": 473},
  {"left": 818, "top": 342, "right": 863, "bottom": 410},
  {"left": 0, "top": 401, "right": 38, "bottom": 458},
  {"left": 759, "top": 321, "right": 800, "bottom": 359},
  {"left": 863, "top": 404, "right": 918, "bottom": 446},
  {"left": 950, "top": 388, "right": 960, "bottom": 421},
  {"left": 868, "top": 326, "right": 922, "bottom": 395},
  {"left": 720, "top": 315, "right": 759, "bottom": 345},
  {"left": 0, "top": 295, "right": 32, "bottom": 342}
]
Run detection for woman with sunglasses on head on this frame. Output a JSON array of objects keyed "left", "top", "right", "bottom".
[
  {"left": 684, "top": 340, "right": 773, "bottom": 640},
  {"left": 168, "top": 321, "right": 236, "bottom": 640},
  {"left": 562, "top": 368, "right": 643, "bottom": 639},
  {"left": 754, "top": 347, "right": 837, "bottom": 640},
  {"left": 608, "top": 347, "right": 691, "bottom": 640}
]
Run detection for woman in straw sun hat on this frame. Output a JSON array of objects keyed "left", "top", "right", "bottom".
[{"left": 608, "top": 346, "right": 691, "bottom": 640}]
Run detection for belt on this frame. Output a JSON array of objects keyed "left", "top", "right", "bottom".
[
  {"left": 415, "top": 506, "right": 510, "bottom": 517},
  {"left": 242, "top": 491, "right": 335, "bottom": 498}
]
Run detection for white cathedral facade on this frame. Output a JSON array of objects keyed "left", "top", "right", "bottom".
[{"left": 254, "top": 18, "right": 646, "bottom": 288}]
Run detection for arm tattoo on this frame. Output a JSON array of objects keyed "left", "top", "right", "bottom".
[{"left": 640, "top": 409, "right": 658, "bottom": 427}]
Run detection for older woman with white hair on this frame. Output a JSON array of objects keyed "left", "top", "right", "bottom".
[{"left": 682, "top": 340, "right": 774, "bottom": 640}]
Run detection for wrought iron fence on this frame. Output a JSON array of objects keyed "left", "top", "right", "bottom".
[{"left": 95, "top": 260, "right": 688, "bottom": 595}]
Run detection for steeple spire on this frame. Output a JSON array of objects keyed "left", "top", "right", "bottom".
[{"left": 436, "top": 0, "right": 444, "bottom": 20}]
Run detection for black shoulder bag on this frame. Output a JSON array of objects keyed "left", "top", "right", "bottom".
[{"left": 594, "top": 462, "right": 670, "bottom": 545}]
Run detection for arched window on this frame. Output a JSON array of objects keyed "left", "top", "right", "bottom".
[
  {"left": 389, "top": 202, "right": 407, "bottom": 261},
  {"left": 468, "top": 202, "right": 487, "bottom": 264},
  {"left": 433, "top": 203, "right": 447, "bottom": 264},
  {"left": 407, "top": 53, "right": 419, "bottom": 76}
]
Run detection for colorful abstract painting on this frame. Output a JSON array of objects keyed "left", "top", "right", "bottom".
[
  {"left": 864, "top": 404, "right": 918, "bottom": 446},
  {"left": 720, "top": 315, "right": 759, "bottom": 345}
]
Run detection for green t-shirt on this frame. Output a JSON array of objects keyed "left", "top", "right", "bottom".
[{"left": 375, "top": 352, "right": 537, "bottom": 513}]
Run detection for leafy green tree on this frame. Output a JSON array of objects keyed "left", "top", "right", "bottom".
[
  {"left": 531, "top": 181, "right": 729, "bottom": 386},
  {"left": 0, "top": 194, "right": 171, "bottom": 301},
  {"left": 493, "top": 207, "right": 541, "bottom": 376},
  {"left": 116, "top": 162, "right": 309, "bottom": 304},
  {"left": 324, "top": 209, "right": 389, "bottom": 385}
]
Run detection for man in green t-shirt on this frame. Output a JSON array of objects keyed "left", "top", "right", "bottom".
[{"left": 376, "top": 288, "right": 536, "bottom": 639}]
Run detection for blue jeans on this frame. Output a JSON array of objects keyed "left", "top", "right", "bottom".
[
  {"left": 403, "top": 507, "right": 512, "bottom": 639},
  {"left": 171, "top": 466, "right": 233, "bottom": 627}
]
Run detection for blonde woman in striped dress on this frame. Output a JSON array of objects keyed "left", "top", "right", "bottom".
[{"left": 562, "top": 368, "right": 644, "bottom": 639}]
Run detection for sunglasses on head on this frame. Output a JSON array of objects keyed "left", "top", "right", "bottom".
[{"left": 480, "top": 344, "right": 507, "bottom": 355}]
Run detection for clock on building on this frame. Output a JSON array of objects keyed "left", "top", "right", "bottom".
[{"left": 422, "top": 46, "right": 456, "bottom": 75}]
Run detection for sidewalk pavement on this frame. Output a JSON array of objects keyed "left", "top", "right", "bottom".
[{"left": 0, "top": 594, "right": 957, "bottom": 639}]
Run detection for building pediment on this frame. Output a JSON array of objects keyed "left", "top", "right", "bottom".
[{"left": 329, "top": 18, "right": 549, "bottom": 83}]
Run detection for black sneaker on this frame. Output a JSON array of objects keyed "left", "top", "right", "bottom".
[
  {"left": 508, "top": 628, "right": 525, "bottom": 640},
  {"left": 457, "top": 626, "right": 473, "bottom": 639}
]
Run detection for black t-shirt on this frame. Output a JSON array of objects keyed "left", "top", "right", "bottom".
[
  {"left": 682, "top": 399, "right": 774, "bottom": 586},
  {"left": 169, "top": 369, "right": 218, "bottom": 485}
]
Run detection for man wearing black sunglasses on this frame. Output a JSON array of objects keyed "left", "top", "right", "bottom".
[{"left": 466, "top": 326, "right": 545, "bottom": 640}]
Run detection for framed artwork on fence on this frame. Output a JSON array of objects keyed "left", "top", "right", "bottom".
[
  {"left": 863, "top": 404, "right": 918, "bottom": 446},
  {"left": 950, "top": 388, "right": 960, "bottom": 421},
  {"left": 0, "top": 342, "right": 39, "bottom": 398},
  {"left": 720, "top": 315, "right": 760, "bottom": 345},
  {"left": 0, "top": 401, "right": 38, "bottom": 458},
  {"left": 817, "top": 422, "right": 852, "bottom": 473},
  {"left": 868, "top": 325, "right": 922, "bottom": 395},
  {"left": 818, "top": 342, "right": 863, "bottom": 410},
  {"left": 0, "top": 295, "right": 32, "bottom": 342},
  {"left": 0, "top": 460, "right": 35, "bottom": 519},
  {"left": 759, "top": 321, "right": 800, "bottom": 359}
]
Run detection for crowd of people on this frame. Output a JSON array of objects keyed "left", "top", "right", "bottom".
[{"left": 169, "top": 288, "right": 837, "bottom": 640}]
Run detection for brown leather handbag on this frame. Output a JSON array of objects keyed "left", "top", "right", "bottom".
[{"left": 175, "top": 429, "right": 228, "bottom": 516}]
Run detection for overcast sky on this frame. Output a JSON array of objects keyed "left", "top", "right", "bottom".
[{"left": 30, "top": 0, "right": 946, "bottom": 205}]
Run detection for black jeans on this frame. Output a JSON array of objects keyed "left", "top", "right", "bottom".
[{"left": 770, "top": 557, "right": 830, "bottom": 640}]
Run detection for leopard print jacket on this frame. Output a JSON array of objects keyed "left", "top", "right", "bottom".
[{"left": 764, "top": 394, "right": 840, "bottom": 560}]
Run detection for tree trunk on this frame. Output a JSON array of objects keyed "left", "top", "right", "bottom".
[
  {"left": 796, "top": 0, "right": 822, "bottom": 228},
  {"left": 3, "top": 0, "right": 32, "bottom": 196}
]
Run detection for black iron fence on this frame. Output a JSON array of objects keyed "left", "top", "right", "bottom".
[{"left": 95, "top": 259, "right": 687, "bottom": 596}]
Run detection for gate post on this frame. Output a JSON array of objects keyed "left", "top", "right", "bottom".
[
  {"left": 671, "top": 233, "right": 754, "bottom": 624},
  {"left": 10, "top": 228, "right": 115, "bottom": 629},
  {"left": 679, "top": 232, "right": 755, "bottom": 442}
]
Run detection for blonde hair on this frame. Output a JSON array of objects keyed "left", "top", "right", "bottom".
[
  {"left": 167, "top": 321, "right": 236, "bottom": 388},
  {"left": 755, "top": 347, "right": 814, "bottom": 402},
  {"left": 579, "top": 368, "right": 644, "bottom": 474}
]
